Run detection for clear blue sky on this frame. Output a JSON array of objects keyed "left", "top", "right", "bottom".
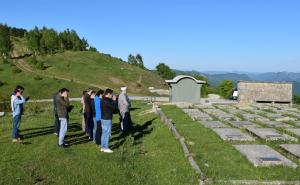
[{"left": 1, "top": 0, "right": 300, "bottom": 72}]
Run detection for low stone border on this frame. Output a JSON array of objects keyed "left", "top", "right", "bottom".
[{"left": 154, "top": 107, "right": 207, "bottom": 185}]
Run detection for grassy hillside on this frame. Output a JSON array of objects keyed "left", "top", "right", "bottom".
[
  {"left": 0, "top": 61, "right": 88, "bottom": 101},
  {"left": 35, "top": 51, "right": 166, "bottom": 94},
  {"left": 0, "top": 38, "right": 166, "bottom": 101}
]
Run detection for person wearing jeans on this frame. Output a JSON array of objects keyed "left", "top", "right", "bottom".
[
  {"left": 94, "top": 89, "right": 104, "bottom": 145},
  {"left": 101, "top": 119, "right": 112, "bottom": 149},
  {"left": 56, "top": 88, "right": 70, "bottom": 148},
  {"left": 11, "top": 85, "right": 29, "bottom": 143},
  {"left": 59, "top": 118, "right": 68, "bottom": 146},
  {"left": 100, "top": 88, "right": 117, "bottom": 153}
]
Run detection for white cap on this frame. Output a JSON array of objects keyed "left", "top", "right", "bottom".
[{"left": 120, "top": 86, "right": 127, "bottom": 91}]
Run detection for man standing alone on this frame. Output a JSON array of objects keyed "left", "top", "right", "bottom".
[
  {"left": 56, "top": 88, "right": 70, "bottom": 148},
  {"left": 118, "top": 86, "right": 132, "bottom": 134}
]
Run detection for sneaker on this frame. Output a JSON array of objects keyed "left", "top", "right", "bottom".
[
  {"left": 17, "top": 138, "right": 23, "bottom": 143},
  {"left": 58, "top": 143, "right": 69, "bottom": 148},
  {"left": 103, "top": 148, "right": 113, "bottom": 153},
  {"left": 12, "top": 139, "right": 18, "bottom": 143},
  {"left": 53, "top": 133, "right": 58, "bottom": 136},
  {"left": 64, "top": 143, "right": 69, "bottom": 146}
]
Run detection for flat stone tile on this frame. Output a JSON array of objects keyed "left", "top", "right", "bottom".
[
  {"left": 243, "top": 114, "right": 270, "bottom": 122},
  {"left": 234, "top": 145, "right": 297, "bottom": 168},
  {"left": 229, "top": 121, "right": 259, "bottom": 128},
  {"left": 294, "top": 121, "right": 300, "bottom": 127},
  {"left": 286, "top": 128, "right": 300, "bottom": 137},
  {"left": 199, "top": 121, "right": 229, "bottom": 128},
  {"left": 280, "top": 144, "right": 300, "bottom": 158},
  {"left": 182, "top": 109, "right": 212, "bottom": 121},
  {"left": 261, "top": 121, "right": 292, "bottom": 128},
  {"left": 247, "top": 128, "right": 298, "bottom": 141},
  {"left": 212, "top": 128, "right": 255, "bottom": 141}
]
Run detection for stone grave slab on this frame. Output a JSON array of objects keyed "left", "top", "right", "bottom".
[
  {"left": 294, "top": 121, "right": 300, "bottom": 127},
  {"left": 234, "top": 145, "right": 297, "bottom": 168},
  {"left": 199, "top": 121, "right": 229, "bottom": 128},
  {"left": 243, "top": 114, "right": 270, "bottom": 122},
  {"left": 212, "top": 128, "right": 255, "bottom": 141},
  {"left": 229, "top": 121, "right": 259, "bottom": 128},
  {"left": 280, "top": 144, "right": 300, "bottom": 158},
  {"left": 182, "top": 109, "right": 212, "bottom": 121},
  {"left": 261, "top": 121, "right": 292, "bottom": 128},
  {"left": 286, "top": 128, "right": 300, "bottom": 137},
  {"left": 247, "top": 128, "right": 298, "bottom": 141}
]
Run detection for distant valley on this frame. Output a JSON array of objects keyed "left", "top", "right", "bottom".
[{"left": 174, "top": 70, "right": 300, "bottom": 95}]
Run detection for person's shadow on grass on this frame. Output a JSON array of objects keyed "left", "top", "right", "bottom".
[
  {"left": 110, "top": 117, "right": 156, "bottom": 150},
  {"left": 21, "top": 123, "right": 81, "bottom": 140}
]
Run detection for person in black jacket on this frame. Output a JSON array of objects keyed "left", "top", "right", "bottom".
[
  {"left": 84, "top": 89, "right": 94, "bottom": 139},
  {"left": 100, "top": 88, "right": 117, "bottom": 153},
  {"left": 53, "top": 91, "right": 60, "bottom": 136}
]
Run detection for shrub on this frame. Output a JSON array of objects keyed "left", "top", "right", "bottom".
[
  {"left": 293, "top": 96, "right": 300, "bottom": 104},
  {"left": 1, "top": 58, "right": 9, "bottom": 64},
  {"left": 34, "top": 75, "right": 43, "bottom": 81},
  {"left": 217, "top": 80, "right": 234, "bottom": 99},
  {"left": 36, "top": 61, "right": 45, "bottom": 70},
  {"left": 28, "top": 56, "right": 38, "bottom": 65},
  {"left": 12, "top": 67, "right": 22, "bottom": 74}
]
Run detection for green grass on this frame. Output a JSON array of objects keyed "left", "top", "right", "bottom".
[
  {"left": 0, "top": 62, "right": 88, "bottom": 101},
  {"left": 161, "top": 105, "right": 300, "bottom": 182},
  {"left": 35, "top": 51, "right": 166, "bottom": 95},
  {"left": 0, "top": 101, "right": 198, "bottom": 185}
]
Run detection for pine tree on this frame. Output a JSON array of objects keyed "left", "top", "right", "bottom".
[
  {"left": 0, "top": 24, "right": 12, "bottom": 59},
  {"left": 27, "top": 27, "right": 41, "bottom": 56}
]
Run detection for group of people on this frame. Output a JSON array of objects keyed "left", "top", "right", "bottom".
[{"left": 11, "top": 85, "right": 133, "bottom": 153}]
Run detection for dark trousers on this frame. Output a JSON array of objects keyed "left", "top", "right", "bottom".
[
  {"left": 84, "top": 113, "right": 93, "bottom": 138},
  {"left": 95, "top": 121, "right": 102, "bottom": 145},
  {"left": 54, "top": 113, "right": 60, "bottom": 134},
  {"left": 120, "top": 112, "right": 132, "bottom": 133}
]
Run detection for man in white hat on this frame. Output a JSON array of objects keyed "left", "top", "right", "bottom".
[{"left": 118, "top": 86, "right": 132, "bottom": 133}]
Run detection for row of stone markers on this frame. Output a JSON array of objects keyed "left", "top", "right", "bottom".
[{"left": 179, "top": 103, "right": 300, "bottom": 169}]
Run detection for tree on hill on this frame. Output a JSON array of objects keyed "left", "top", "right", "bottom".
[
  {"left": 27, "top": 27, "right": 42, "bottom": 56},
  {"left": 217, "top": 80, "right": 234, "bottom": 98},
  {"left": 0, "top": 24, "right": 12, "bottom": 59},
  {"left": 9, "top": 27, "right": 27, "bottom": 37},
  {"left": 40, "top": 28, "right": 59, "bottom": 54},
  {"left": 128, "top": 54, "right": 136, "bottom": 65},
  {"left": 135, "top": 54, "right": 144, "bottom": 69},
  {"left": 156, "top": 63, "right": 176, "bottom": 79},
  {"left": 88, "top": 46, "right": 97, "bottom": 52},
  {"left": 128, "top": 53, "right": 145, "bottom": 69}
]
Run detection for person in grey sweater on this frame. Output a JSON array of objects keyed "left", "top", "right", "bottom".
[{"left": 118, "top": 86, "right": 132, "bottom": 133}]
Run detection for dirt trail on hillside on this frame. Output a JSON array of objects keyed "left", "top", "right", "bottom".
[{"left": 14, "top": 57, "right": 107, "bottom": 89}]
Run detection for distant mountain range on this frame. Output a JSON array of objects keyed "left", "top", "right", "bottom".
[{"left": 174, "top": 70, "right": 300, "bottom": 95}]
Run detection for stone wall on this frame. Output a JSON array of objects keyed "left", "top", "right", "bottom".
[{"left": 238, "top": 81, "right": 293, "bottom": 104}]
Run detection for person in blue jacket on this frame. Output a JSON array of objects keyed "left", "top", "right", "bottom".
[
  {"left": 94, "top": 89, "right": 104, "bottom": 145},
  {"left": 10, "top": 85, "right": 29, "bottom": 143}
]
